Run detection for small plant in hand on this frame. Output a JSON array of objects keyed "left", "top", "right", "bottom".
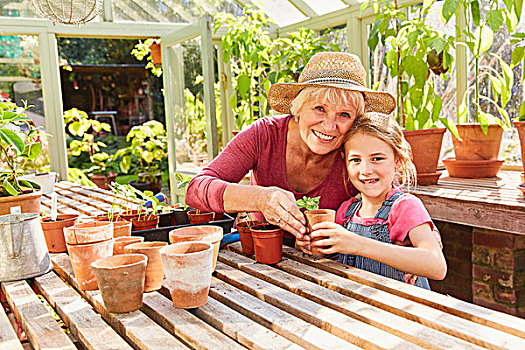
[{"left": 295, "top": 196, "right": 320, "bottom": 213}]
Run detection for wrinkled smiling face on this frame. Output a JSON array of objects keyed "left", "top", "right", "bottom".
[
  {"left": 297, "top": 98, "right": 358, "bottom": 155},
  {"left": 344, "top": 132, "right": 398, "bottom": 202}
]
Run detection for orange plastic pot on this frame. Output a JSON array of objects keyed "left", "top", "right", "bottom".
[
  {"left": 168, "top": 225, "right": 223, "bottom": 271},
  {"left": 237, "top": 221, "right": 266, "bottom": 256},
  {"left": 40, "top": 214, "right": 78, "bottom": 253},
  {"left": 250, "top": 224, "right": 283, "bottom": 264}
]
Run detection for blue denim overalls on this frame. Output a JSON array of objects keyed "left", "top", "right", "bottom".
[{"left": 339, "top": 191, "right": 431, "bottom": 290}]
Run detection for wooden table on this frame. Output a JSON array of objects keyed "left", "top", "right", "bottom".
[
  {"left": 2, "top": 241, "right": 525, "bottom": 350},
  {"left": 410, "top": 170, "right": 525, "bottom": 235}
]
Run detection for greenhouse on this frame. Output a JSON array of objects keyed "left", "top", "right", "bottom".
[{"left": 1, "top": 0, "right": 525, "bottom": 348}]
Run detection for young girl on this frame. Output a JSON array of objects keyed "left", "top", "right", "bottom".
[{"left": 310, "top": 112, "right": 446, "bottom": 289}]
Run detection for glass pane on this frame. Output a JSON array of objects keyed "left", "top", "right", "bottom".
[
  {"left": 303, "top": 0, "right": 346, "bottom": 16},
  {"left": 0, "top": 34, "right": 50, "bottom": 171},
  {"left": 253, "top": 0, "right": 307, "bottom": 27}
]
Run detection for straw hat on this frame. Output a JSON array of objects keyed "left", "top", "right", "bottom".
[{"left": 267, "top": 52, "right": 396, "bottom": 115}]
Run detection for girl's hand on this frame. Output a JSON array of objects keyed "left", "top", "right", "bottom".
[
  {"left": 310, "top": 222, "right": 362, "bottom": 255},
  {"left": 295, "top": 234, "right": 312, "bottom": 255},
  {"left": 257, "top": 186, "right": 306, "bottom": 238}
]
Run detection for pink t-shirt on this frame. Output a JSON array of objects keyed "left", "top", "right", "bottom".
[
  {"left": 335, "top": 187, "right": 438, "bottom": 244},
  {"left": 186, "top": 115, "right": 356, "bottom": 213}
]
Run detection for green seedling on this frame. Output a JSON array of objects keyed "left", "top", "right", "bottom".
[{"left": 295, "top": 196, "right": 320, "bottom": 213}]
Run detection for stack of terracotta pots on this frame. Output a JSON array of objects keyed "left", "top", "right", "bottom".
[
  {"left": 64, "top": 222, "right": 113, "bottom": 290},
  {"left": 40, "top": 214, "right": 79, "bottom": 253},
  {"left": 168, "top": 225, "right": 223, "bottom": 271}
]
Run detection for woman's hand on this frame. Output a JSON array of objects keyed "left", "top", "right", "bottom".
[
  {"left": 256, "top": 186, "right": 307, "bottom": 238},
  {"left": 310, "top": 222, "right": 362, "bottom": 255}
]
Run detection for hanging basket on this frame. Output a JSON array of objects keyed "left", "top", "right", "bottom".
[{"left": 31, "top": 0, "right": 103, "bottom": 25}]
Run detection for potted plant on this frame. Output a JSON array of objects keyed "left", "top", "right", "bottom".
[
  {"left": 64, "top": 108, "right": 118, "bottom": 189},
  {"left": 116, "top": 120, "right": 167, "bottom": 194},
  {"left": 236, "top": 212, "right": 266, "bottom": 255},
  {"left": 365, "top": 0, "right": 457, "bottom": 185},
  {"left": 441, "top": 0, "right": 518, "bottom": 177},
  {"left": 510, "top": 31, "right": 525, "bottom": 183},
  {"left": 130, "top": 189, "right": 161, "bottom": 232},
  {"left": 130, "top": 38, "right": 162, "bottom": 77},
  {"left": 0, "top": 101, "right": 43, "bottom": 215},
  {"left": 295, "top": 196, "right": 335, "bottom": 255}
]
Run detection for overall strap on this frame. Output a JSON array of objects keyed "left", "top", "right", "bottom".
[
  {"left": 344, "top": 198, "right": 362, "bottom": 220},
  {"left": 375, "top": 191, "right": 404, "bottom": 221}
]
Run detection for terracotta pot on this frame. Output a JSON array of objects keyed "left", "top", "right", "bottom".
[
  {"left": 452, "top": 124, "right": 503, "bottom": 161},
  {"left": 91, "top": 254, "right": 147, "bottom": 313},
  {"left": 90, "top": 173, "right": 117, "bottom": 190},
  {"left": 169, "top": 225, "right": 223, "bottom": 271},
  {"left": 67, "top": 239, "right": 113, "bottom": 290},
  {"left": 64, "top": 221, "right": 113, "bottom": 245},
  {"left": 113, "top": 236, "right": 144, "bottom": 255},
  {"left": 94, "top": 213, "right": 123, "bottom": 222},
  {"left": 187, "top": 210, "right": 214, "bottom": 224},
  {"left": 443, "top": 158, "right": 504, "bottom": 178},
  {"left": 103, "top": 221, "right": 132, "bottom": 238},
  {"left": 119, "top": 210, "right": 140, "bottom": 221},
  {"left": 131, "top": 215, "right": 159, "bottom": 231},
  {"left": 514, "top": 121, "right": 525, "bottom": 173},
  {"left": 237, "top": 221, "right": 266, "bottom": 256},
  {"left": 305, "top": 209, "right": 335, "bottom": 255},
  {"left": 403, "top": 128, "right": 446, "bottom": 185},
  {"left": 149, "top": 42, "right": 161, "bottom": 65},
  {"left": 0, "top": 191, "right": 41, "bottom": 216},
  {"left": 518, "top": 184, "right": 525, "bottom": 196},
  {"left": 160, "top": 241, "right": 214, "bottom": 309},
  {"left": 124, "top": 241, "right": 168, "bottom": 292},
  {"left": 250, "top": 224, "right": 283, "bottom": 264},
  {"left": 40, "top": 214, "right": 79, "bottom": 253}
]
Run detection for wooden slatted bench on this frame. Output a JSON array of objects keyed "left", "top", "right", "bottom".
[{"left": 3, "top": 240, "right": 525, "bottom": 349}]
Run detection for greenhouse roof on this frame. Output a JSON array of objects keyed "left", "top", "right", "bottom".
[{"left": 1, "top": 0, "right": 362, "bottom": 28}]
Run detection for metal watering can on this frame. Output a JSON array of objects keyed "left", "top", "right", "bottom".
[{"left": 0, "top": 213, "right": 52, "bottom": 282}]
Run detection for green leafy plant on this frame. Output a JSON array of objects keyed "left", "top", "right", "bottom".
[
  {"left": 175, "top": 172, "right": 192, "bottom": 210},
  {"left": 130, "top": 38, "right": 162, "bottom": 77},
  {"left": 364, "top": 0, "right": 457, "bottom": 134},
  {"left": 295, "top": 196, "right": 320, "bottom": 213},
  {"left": 0, "top": 101, "right": 42, "bottom": 196},
  {"left": 442, "top": 0, "right": 521, "bottom": 132},
  {"left": 510, "top": 31, "right": 525, "bottom": 121},
  {"left": 115, "top": 120, "right": 168, "bottom": 180}
]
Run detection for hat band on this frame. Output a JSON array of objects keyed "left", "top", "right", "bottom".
[{"left": 301, "top": 77, "right": 363, "bottom": 87}]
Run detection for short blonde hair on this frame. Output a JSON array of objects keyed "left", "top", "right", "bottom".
[
  {"left": 343, "top": 112, "right": 417, "bottom": 188},
  {"left": 290, "top": 87, "right": 365, "bottom": 118}
]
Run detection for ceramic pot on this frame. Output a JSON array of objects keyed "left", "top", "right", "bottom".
[
  {"left": 160, "top": 242, "right": 213, "bottom": 309},
  {"left": 452, "top": 124, "right": 503, "bottom": 161},
  {"left": 169, "top": 225, "right": 223, "bottom": 271},
  {"left": 0, "top": 191, "right": 41, "bottom": 216},
  {"left": 124, "top": 241, "right": 168, "bottom": 292},
  {"left": 64, "top": 222, "right": 113, "bottom": 245},
  {"left": 403, "top": 128, "right": 446, "bottom": 185},
  {"left": 237, "top": 221, "right": 266, "bottom": 256},
  {"left": 250, "top": 224, "right": 283, "bottom": 264},
  {"left": 67, "top": 239, "right": 113, "bottom": 290},
  {"left": 91, "top": 254, "right": 147, "bottom": 313},
  {"left": 40, "top": 214, "right": 79, "bottom": 253},
  {"left": 106, "top": 221, "right": 132, "bottom": 238},
  {"left": 113, "top": 236, "right": 144, "bottom": 255},
  {"left": 513, "top": 121, "right": 525, "bottom": 174},
  {"left": 443, "top": 158, "right": 504, "bottom": 178},
  {"left": 131, "top": 215, "right": 159, "bottom": 231},
  {"left": 187, "top": 210, "right": 214, "bottom": 224},
  {"left": 305, "top": 209, "right": 335, "bottom": 255},
  {"left": 90, "top": 173, "right": 117, "bottom": 190}
]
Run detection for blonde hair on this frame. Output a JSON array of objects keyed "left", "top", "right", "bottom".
[
  {"left": 290, "top": 87, "right": 365, "bottom": 118},
  {"left": 343, "top": 112, "right": 417, "bottom": 188}
]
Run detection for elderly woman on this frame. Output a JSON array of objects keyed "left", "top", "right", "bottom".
[{"left": 185, "top": 52, "right": 395, "bottom": 239}]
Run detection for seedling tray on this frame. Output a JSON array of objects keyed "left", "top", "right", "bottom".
[{"left": 132, "top": 213, "right": 235, "bottom": 242}]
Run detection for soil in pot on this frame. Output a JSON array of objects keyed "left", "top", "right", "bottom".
[
  {"left": 40, "top": 214, "right": 79, "bottom": 253},
  {"left": 187, "top": 210, "right": 214, "bottom": 224},
  {"left": 67, "top": 239, "right": 113, "bottom": 291},
  {"left": 113, "top": 236, "right": 145, "bottom": 255},
  {"left": 305, "top": 209, "right": 335, "bottom": 256},
  {"left": 169, "top": 225, "right": 223, "bottom": 271},
  {"left": 250, "top": 224, "right": 283, "bottom": 264},
  {"left": 91, "top": 254, "right": 147, "bottom": 313},
  {"left": 63, "top": 221, "right": 113, "bottom": 245},
  {"left": 131, "top": 215, "right": 159, "bottom": 231},
  {"left": 237, "top": 221, "right": 266, "bottom": 256},
  {"left": 160, "top": 241, "right": 213, "bottom": 309},
  {"left": 124, "top": 241, "right": 168, "bottom": 292}
]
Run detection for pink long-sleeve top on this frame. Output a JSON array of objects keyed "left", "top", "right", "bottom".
[{"left": 185, "top": 115, "right": 356, "bottom": 213}]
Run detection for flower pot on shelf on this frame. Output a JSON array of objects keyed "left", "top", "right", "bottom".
[
  {"left": 131, "top": 215, "right": 159, "bottom": 231},
  {"left": 124, "top": 241, "right": 168, "bottom": 292},
  {"left": 403, "top": 128, "right": 446, "bottom": 185},
  {"left": 160, "top": 241, "right": 214, "bottom": 309},
  {"left": 67, "top": 239, "right": 113, "bottom": 291},
  {"left": 91, "top": 254, "right": 147, "bottom": 313},
  {"left": 250, "top": 224, "right": 283, "bottom": 264},
  {"left": 90, "top": 172, "right": 117, "bottom": 190},
  {"left": 452, "top": 124, "right": 503, "bottom": 161},
  {"left": 513, "top": 121, "right": 525, "bottom": 177},
  {"left": 443, "top": 158, "right": 504, "bottom": 178},
  {"left": 113, "top": 236, "right": 144, "bottom": 255},
  {"left": 169, "top": 225, "right": 223, "bottom": 272},
  {"left": 0, "top": 191, "right": 41, "bottom": 216},
  {"left": 305, "top": 209, "right": 335, "bottom": 256},
  {"left": 40, "top": 214, "right": 79, "bottom": 253},
  {"left": 187, "top": 210, "right": 214, "bottom": 224}
]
